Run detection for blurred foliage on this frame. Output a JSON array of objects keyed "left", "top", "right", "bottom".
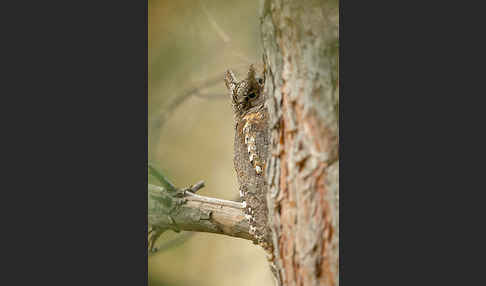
[
  {"left": 149, "top": 162, "right": 176, "bottom": 192},
  {"left": 148, "top": 0, "right": 273, "bottom": 285}
]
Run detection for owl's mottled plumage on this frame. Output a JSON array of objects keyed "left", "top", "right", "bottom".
[
  {"left": 225, "top": 64, "right": 282, "bottom": 285},
  {"left": 224, "top": 65, "right": 271, "bottom": 250}
]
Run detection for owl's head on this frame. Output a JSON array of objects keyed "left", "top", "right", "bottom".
[{"left": 224, "top": 65, "right": 265, "bottom": 117}]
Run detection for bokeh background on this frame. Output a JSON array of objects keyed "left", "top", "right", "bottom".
[{"left": 148, "top": 0, "right": 273, "bottom": 285}]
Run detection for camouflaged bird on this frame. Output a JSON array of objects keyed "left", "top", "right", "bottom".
[
  {"left": 224, "top": 64, "right": 273, "bottom": 253},
  {"left": 225, "top": 64, "right": 282, "bottom": 286}
]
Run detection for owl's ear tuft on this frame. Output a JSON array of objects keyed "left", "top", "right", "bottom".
[
  {"left": 247, "top": 64, "right": 256, "bottom": 80},
  {"left": 224, "top": 70, "right": 238, "bottom": 94}
]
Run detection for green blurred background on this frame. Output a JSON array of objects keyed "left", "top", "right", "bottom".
[{"left": 148, "top": 0, "right": 273, "bottom": 285}]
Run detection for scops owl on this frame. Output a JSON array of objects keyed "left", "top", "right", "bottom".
[{"left": 224, "top": 65, "right": 272, "bottom": 252}]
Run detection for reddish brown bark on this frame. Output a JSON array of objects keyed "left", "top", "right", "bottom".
[{"left": 261, "top": 0, "right": 339, "bottom": 285}]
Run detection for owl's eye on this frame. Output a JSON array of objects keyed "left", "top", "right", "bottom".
[{"left": 248, "top": 92, "right": 257, "bottom": 99}]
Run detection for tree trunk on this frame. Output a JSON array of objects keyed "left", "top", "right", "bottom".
[{"left": 260, "top": 0, "right": 339, "bottom": 285}]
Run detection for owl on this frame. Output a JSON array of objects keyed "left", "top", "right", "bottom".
[{"left": 224, "top": 64, "right": 271, "bottom": 251}]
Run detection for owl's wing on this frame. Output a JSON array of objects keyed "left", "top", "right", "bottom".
[{"left": 240, "top": 109, "right": 268, "bottom": 176}]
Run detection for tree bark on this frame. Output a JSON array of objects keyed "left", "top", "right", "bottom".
[{"left": 260, "top": 0, "right": 339, "bottom": 285}]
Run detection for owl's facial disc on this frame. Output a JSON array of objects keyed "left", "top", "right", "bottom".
[{"left": 225, "top": 65, "right": 265, "bottom": 115}]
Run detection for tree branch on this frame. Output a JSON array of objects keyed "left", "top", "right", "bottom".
[{"left": 148, "top": 183, "right": 252, "bottom": 243}]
